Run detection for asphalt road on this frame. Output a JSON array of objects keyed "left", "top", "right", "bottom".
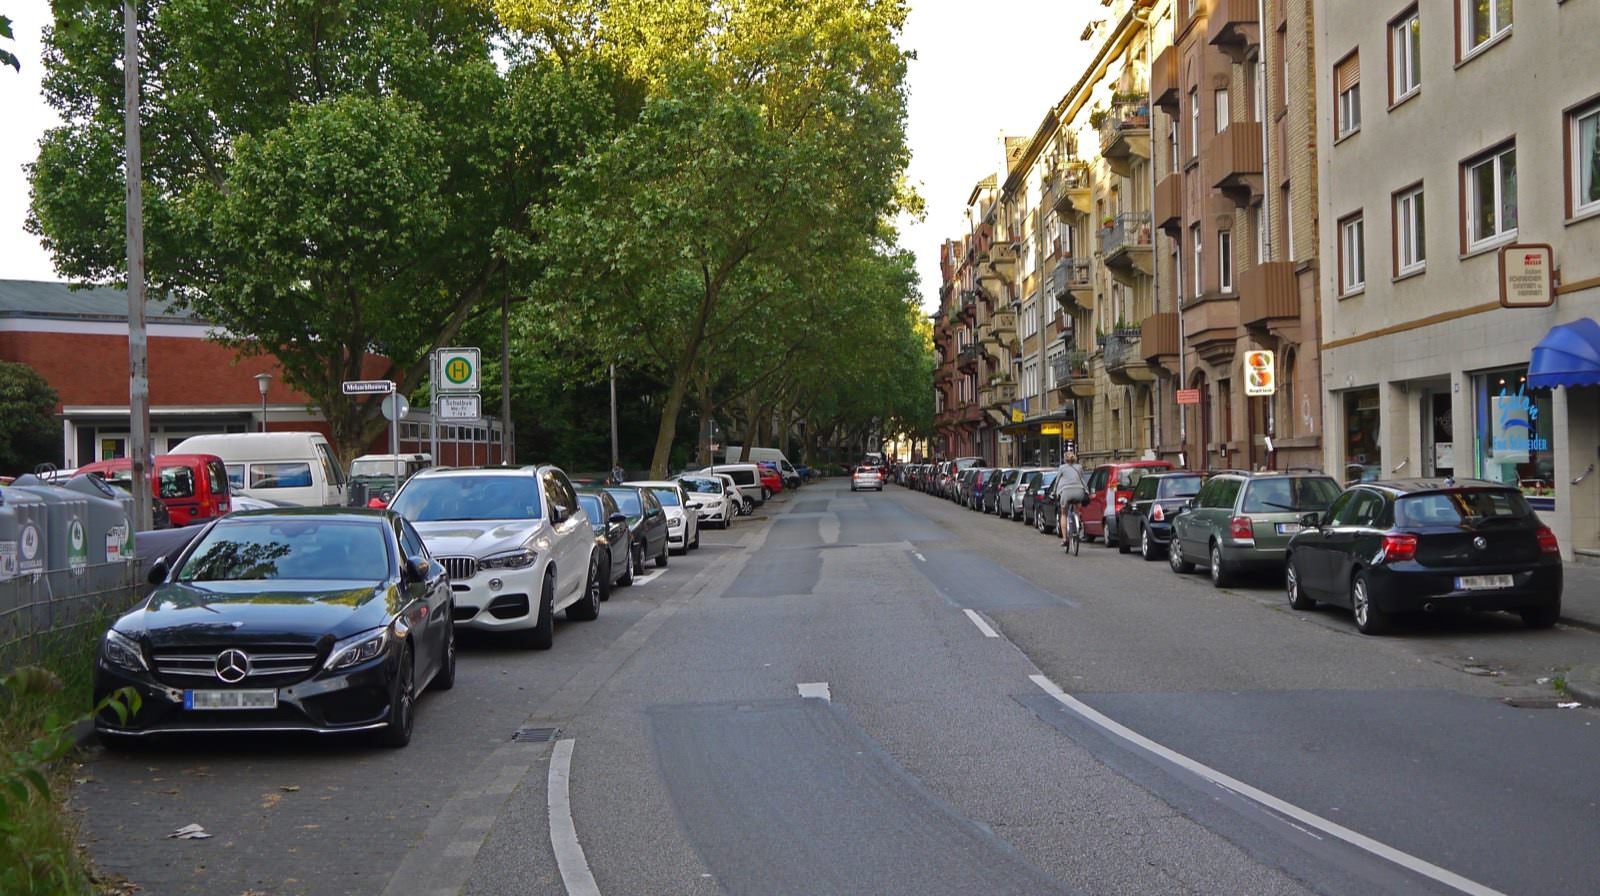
[{"left": 73, "top": 479, "right": 1600, "bottom": 895}]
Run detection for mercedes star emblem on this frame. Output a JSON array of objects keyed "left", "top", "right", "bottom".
[
  {"left": 214, "top": 649, "right": 251, "bottom": 684},
  {"left": 1473, "top": 536, "right": 1487, "bottom": 550}
]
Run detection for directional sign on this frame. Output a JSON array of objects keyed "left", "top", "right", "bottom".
[
  {"left": 438, "top": 348, "right": 480, "bottom": 393},
  {"left": 437, "top": 394, "right": 482, "bottom": 421},
  {"left": 1243, "top": 350, "right": 1276, "bottom": 396},
  {"left": 342, "top": 379, "right": 395, "bottom": 395}
]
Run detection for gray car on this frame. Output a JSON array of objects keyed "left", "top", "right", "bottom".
[{"left": 1168, "top": 470, "right": 1343, "bottom": 587}]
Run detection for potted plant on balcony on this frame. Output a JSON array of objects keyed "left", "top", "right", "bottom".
[{"left": 1089, "top": 106, "right": 1107, "bottom": 129}]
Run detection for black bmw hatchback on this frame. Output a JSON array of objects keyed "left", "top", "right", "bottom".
[
  {"left": 94, "top": 508, "right": 455, "bottom": 748},
  {"left": 1283, "top": 479, "right": 1562, "bottom": 634}
]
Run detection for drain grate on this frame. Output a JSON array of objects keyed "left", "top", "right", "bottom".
[{"left": 512, "top": 726, "right": 561, "bottom": 743}]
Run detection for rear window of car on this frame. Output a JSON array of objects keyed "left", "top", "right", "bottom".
[
  {"left": 577, "top": 494, "right": 604, "bottom": 525},
  {"left": 605, "top": 488, "right": 642, "bottom": 516},
  {"left": 1117, "top": 467, "right": 1156, "bottom": 489},
  {"left": 1240, "top": 477, "right": 1339, "bottom": 513},
  {"left": 158, "top": 465, "right": 196, "bottom": 498},
  {"left": 1156, "top": 475, "right": 1203, "bottom": 498},
  {"left": 1395, "top": 489, "right": 1532, "bottom": 527},
  {"left": 650, "top": 487, "right": 682, "bottom": 507},
  {"left": 681, "top": 478, "right": 721, "bottom": 494}
]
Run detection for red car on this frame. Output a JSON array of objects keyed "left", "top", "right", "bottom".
[
  {"left": 757, "top": 463, "right": 784, "bottom": 495},
  {"left": 1081, "top": 460, "right": 1173, "bottom": 547},
  {"left": 78, "top": 453, "right": 232, "bottom": 527}
]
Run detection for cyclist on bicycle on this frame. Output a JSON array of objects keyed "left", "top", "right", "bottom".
[{"left": 1051, "top": 452, "right": 1087, "bottom": 547}]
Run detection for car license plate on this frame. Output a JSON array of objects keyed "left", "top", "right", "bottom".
[
  {"left": 1276, "top": 523, "right": 1302, "bottom": 535},
  {"left": 184, "top": 689, "right": 277, "bottom": 711},
  {"left": 1455, "top": 574, "right": 1515, "bottom": 591}
]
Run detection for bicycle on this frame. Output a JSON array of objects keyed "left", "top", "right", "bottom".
[{"left": 1061, "top": 502, "right": 1082, "bottom": 556}]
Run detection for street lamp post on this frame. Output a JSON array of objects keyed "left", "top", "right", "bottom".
[{"left": 255, "top": 373, "right": 273, "bottom": 432}]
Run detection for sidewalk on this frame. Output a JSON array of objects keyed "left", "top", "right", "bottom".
[{"left": 1557, "top": 560, "right": 1600, "bottom": 705}]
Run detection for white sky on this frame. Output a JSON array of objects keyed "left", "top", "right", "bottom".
[{"left": 0, "top": 0, "right": 1098, "bottom": 302}]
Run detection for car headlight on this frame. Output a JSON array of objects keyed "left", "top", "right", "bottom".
[
  {"left": 326, "top": 627, "right": 390, "bottom": 671},
  {"left": 102, "top": 629, "right": 148, "bottom": 673},
  {"left": 667, "top": 517, "right": 682, "bottom": 528},
  {"left": 480, "top": 548, "right": 538, "bottom": 570}
]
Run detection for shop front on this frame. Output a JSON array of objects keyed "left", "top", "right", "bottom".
[{"left": 1002, "top": 414, "right": 1075, "bottom": 468}]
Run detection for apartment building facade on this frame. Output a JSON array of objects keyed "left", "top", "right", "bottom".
[{"left": 1313, "top": 0, "right": 1600, "bottom": 559}]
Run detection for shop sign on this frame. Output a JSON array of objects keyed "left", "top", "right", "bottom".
[
  {"left": 1488, "top": 380, "right": 1548, "bottom": 455},
  {"left": 1011, "top": 407, "right": 1024, "bottom": 423},
  {"left": 1243, "top": 350, "right": 1276, "bottom": 396},
  {"left": 1061, "top": 421, "right": 1076, "bottom": 440},
  {"left": 1499, "top": 244, "right": 1554, "bottom": 308},
  {"left": 1040, "top": 422, "right": 1062, "bottom": 436}
]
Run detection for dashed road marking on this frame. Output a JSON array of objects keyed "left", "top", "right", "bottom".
[
  {"left": 548, "top": 738, "right": 601, "bottom": 896},
  {"left": 797, "top": 682, "right": 831, "bottom": 702},
  {"left": 913, "top": 552, "right": 927, "bottom": 562},
  {"left": 962, "top": 609, "right": 1000, "bottom": 638}
]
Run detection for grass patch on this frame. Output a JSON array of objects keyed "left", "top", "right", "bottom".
[{"left": 1, "top": 612, "right": 136, "bottom": 896}]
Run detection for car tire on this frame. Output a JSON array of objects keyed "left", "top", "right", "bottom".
[
  {"left": 1116, "top": 520, "right": 1132, "bottom": 554},
  {"left": 1285, "top": 556, "right": 1315, "bottom": 610},
  {"left": 432, "top": 616, "right": 457, "bottom": 691},
  {"left": 1209, "top": 542, "right": 1236, "bottom": 588},
  {"left": 1351, "top": 571, "right": 1390, "bottom": 635},
  {"left": 655, "top": 543, "right": 669, "bottom": 568},
  {"left": 375, "top": 647, "right": 415, "bottom": 748},
  {"left": 520, "top": 573, "right": 556, "bottom": 650},
  {"left": 616, "top": 547, "right": 634, "bottom": 587},
  {"left": 1520, "top": 602, "right": 1560, "bottom": 629},
  {"left": 568, "top": 553, "right": 602, "bottom": 621},
  {"left": 762, "top": 487, "right": 772, "bottom": 501},
  {"left": 850, "top": 485, "right": 856, "bottom": 491},
  {"left": 1035, "top": 508, "right": 1047, "bottom": 534},
  {"left": 691, "top": 527, "right": 700, "bottom": 550},
  {"left": 1168, "top": 540, "right": 1195, "bottom": 574},
  {"left": 1140, "top": 525, "right": 1158, "bottom": 561},
  {"left": 597, "top": 551, "right": 613, "bottom": 601}
]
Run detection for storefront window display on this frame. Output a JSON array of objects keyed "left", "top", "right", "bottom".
[
  {"left": 1342, "top": 389, "right": 1382, "bottom": 484},
  {"left": 1475, "top": 367, "right": 1555, "bottom": 495}
]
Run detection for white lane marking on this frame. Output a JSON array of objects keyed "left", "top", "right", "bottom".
[
  {"left": 798, "top": 682, "right": 831, "bottom": 702},
  {"left": 913, "top": 552, "right": 927, "bottom": 562},
  {"left": 962, "top": 609, "right": 1000, "bottom": 638},
  {"left": 631, "top": 569, "right": 665, "bottom": 586},
  {"left": 548, "top": 738, "right": 601, "bottom": 896},
  {"left": 1029, "top": 675, "right": 1508, "bottom": 896}
]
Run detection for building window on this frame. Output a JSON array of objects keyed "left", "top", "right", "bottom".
[
  {"left": 1571, "top": 100, "right": 1600, "bottom": 218},
  {"left": 1255, "top": 205, "right": 1267, "bottom": 263},
  {"left": 1464, "top": 142, "right": 1517, "bottom": 249},
  {"left": 1390, "top": 8, "right": 1420, "bottom": 103},
  {"left": 1394, "top": 184, "right": 1426, "bottom": 275},
  {"left": 1168, "top": 121, "right": 1179, "bottom": 170},
  {"left": 1188, "top": 87, "right": 1200, "bottom": 158},
  {"left": 1215, "top": 88, "right": 1230, "bottom": 133},
  {"left": 1218, "top": 230, "right": 1234, "bottom": 292},
  {"left": 1462, "top": 0, "right": 1511, "bottom": 56},
  {"left": 1335, "top": 51, "right": 1360, "bottom": 139},
  {"left": 1191, "top": 225, "right": 1203, "bottom": 297},
  {"left": 1283, "top": 187, "right": 1294, "bottom": 261},
  {"left": 1339, "top": 212, "right": 1365, "bottom": 295}
]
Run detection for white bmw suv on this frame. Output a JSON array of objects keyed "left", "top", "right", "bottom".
[{"left": 389, "top": 465, "right": 602, "bottom": 649}]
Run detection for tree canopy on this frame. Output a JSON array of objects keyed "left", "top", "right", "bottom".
[{"left": 0, "top": 361, "right": 61, "bottom": 475}]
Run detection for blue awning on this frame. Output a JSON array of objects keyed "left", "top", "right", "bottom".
[{"left": 1528, "top": 318, "right": 1600, "bottom": 388}]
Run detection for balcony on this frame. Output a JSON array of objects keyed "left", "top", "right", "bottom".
[
  {"left": 960, "top": 288, "right": 981, "bottom": 323},
  {"left": 981, "top": 378, "right": 1019, "bottom": 411},
  {"left": 1097, "top": 211, "right": 1154, "bottom": 279},
  {"left": 1152, "top": 45, "right": 1179, "bottom": 111},
  {"left": 1051, "top": 350, "right": 1096, "bottom": 399},
  {"left": 1097, "top": 98, "right": 1152, "bottom": 177},
  {"left": 957, "top": 343, "right": 981, "bottom": 372},
  {"left": 1182, "top": 292, "right": 1241, "bottom": 365},
  {"left": 1050, "top": 258, "right": 1093, "bottom": 310},
  {"left": 1207, "top": 0, "right": 1261, "bottom": 62},
  {"left": 1141, "top": 311, "right": 1181, "bottom": 376},
  {"left": 1052, "top": 162, "right": 1092, "bottom": 216},
  {"left": 1104, "top": 330, "right": 1156, "bottom": 384},
  {"left": 1154, "top": 172, "right": 1182, "bottom": 234},
  {"left": 988, "top": 306, "right": 1017, "bottom": 341},
  {"left": 1204, "top": 123, "right": 1263, "bottom": 207},
  {"left": 1239, "top": 261, "right": 1300, "bottom": 330}
]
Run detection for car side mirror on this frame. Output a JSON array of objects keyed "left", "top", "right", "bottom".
[
  {"left": 1300, "top": 511, "right": 1322, "bottom": 528},
  {"left": 405, "top": 555, "right": 430, "bottom": 582},
  {"left": 608, "top": 512, "right": 627, "bottom": 524},
  {"left": 550, "top": 505, "right": 568, "bottom": 524},
  {"left": 146, "top": 557, "right": 169, "bottom": 586}
]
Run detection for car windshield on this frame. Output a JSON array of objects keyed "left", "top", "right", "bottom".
[
  {"left": 1240, "top": 477, "right": 1340, "bottom": 513},
  {"left": 650, "top": 487, "right": 682, "bottom": 507},
  {"left": 177, "top": 518, "right": 389, "bottom": 582},
  {"left": 605, "top": 488, "right": 642, "bottom": 516},
  {"left": 1395, "top": 489, "right": 1533, "bottom": 527},
  {"left": 1156, "top": 475, "right": 1203, "bottom": 498},
  {"left": 389, "top": 475, "right": 542, "bottom": 521},
  {"left": 681, "top": 478, "right": 721, "bottom": 494},
  {"left": 577, "top": 494, "right": 604, "bottom": 526}
]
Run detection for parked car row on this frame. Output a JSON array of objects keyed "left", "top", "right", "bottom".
[
  {"left": 93, "top": 459, "right": 756, "bottom": 751},
  {"left": 898, "top": 461, "right": 1565, "bottom": 636}
]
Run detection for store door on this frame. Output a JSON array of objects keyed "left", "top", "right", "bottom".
[{"left": 1422, "top": 390, "right": 1454, "bottom": 478}]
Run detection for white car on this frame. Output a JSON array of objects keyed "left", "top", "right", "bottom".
[
  {"left": 389, "top": 465, "right": 603, "bottom": 649},
  {"left": 678, "top": 475, "right": 735, "bottom": 528},
  {"left": 851, "top": 466, "right": 883, "bottom": 491},
  {"left": 703, "top": 471, "right": 753, "bottom": 516},
  {"left": 625, "top": 480, "right": 700, "bottom": 553}
]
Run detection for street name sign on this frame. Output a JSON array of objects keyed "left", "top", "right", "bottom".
[{"left": 342, "top": 379, "right": 395, "bottom": 395}]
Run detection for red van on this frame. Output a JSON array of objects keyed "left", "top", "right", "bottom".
[
  {"left": 78, "top": 454, "right": 232, "bottom": 527},
  {"left": 1082, "top": 460, "right": 1173, "bottom": 547}
]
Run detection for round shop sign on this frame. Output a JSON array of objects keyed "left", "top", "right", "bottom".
[{"left": 68, "top": 518, "right": 88, "bottom": 575}]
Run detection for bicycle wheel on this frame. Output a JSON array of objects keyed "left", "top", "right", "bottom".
[{"left": 1068, "top": 508, "right": 1082, "bottom": 556}]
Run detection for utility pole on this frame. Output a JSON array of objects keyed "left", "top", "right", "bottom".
[
  {"left": 501, "top": 292, "right": 513, "bottom": 464},
  {"left": 609, "top": 364, "right": 619, "bottom": 468},
  {"left": 123, "top": 1, "right": 152, "bottom": 532}
]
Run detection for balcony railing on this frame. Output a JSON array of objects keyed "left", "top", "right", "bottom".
[
  {"left": 1097, "top": 98, "right": 1151, "bottom": 158},
  {"left": 1140, "top": 311, "right": 1180, "bottom": 361},
  {"left": 1239, "top": 261, "right": 1299, "bottom": 327},
  {"left": 957, "top": 344, "right": 981, "bottom": 368},
  {"left": 1152, "top": 45, "right": 1179, "bottom": 110},
  {"left": 1154, "top": 172, "right": 1182, "bottom": 233},
  {"left": 1052, "top": 350, "right": 1092, "bottom": 384},
  {"left": 1098, "top": 212, "right": 1154, "bottom": 258},
  {"left": 1104, "top": 331, "right": 1142, "bottom": 370},
  {"left": 1204, "top": 123, "right": 1263, "bottom": 205}
]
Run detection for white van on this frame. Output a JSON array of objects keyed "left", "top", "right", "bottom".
[
  {"left": 170, "top": 432, "right": 348, "bottom": 507},
  {"left": 695, "top": 463, "right": 768, "bottom": 504},
  {"left": 725, "top": 447, "right": 801, "bottom": 487}
]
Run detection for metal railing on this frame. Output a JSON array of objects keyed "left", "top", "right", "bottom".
[{"left": 1098, "top": 212, "right": 1153, "bottom": 256}]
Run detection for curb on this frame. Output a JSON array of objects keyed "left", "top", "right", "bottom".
[{"left": 1563, "top": 668, "right": 1600, "bottom": 706}]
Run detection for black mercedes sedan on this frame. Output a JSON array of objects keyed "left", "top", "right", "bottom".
[
  {"left": 1283, "top": 479, "right": 1563, "bottom": 635},
  {"left": 93, "top": 508, "right": 454, "bottom": 749},
  {"left": 577, "top": 488, "right": 633, "bottom": 592}
]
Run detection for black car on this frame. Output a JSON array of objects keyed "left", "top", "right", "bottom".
[
  {"left": 603, "top": 485, "right": 670, "bottom": 570},
  {"left": 981, "top": 468, "right": 1016, "bottom": 514},
  {"left": 1115, "top": 470, "right": 1205, "bottom": 559},
  {"left": 93, "top": 508, "right": 454, "bottom": 749},
  {"left": 1024, "top": 470, "right": 1059, "bottom": 529},
  {"left": 577, "top": 488, "right": 633, "bottom": 593},
  {"left": 1284, "top": 479, "right": 1563, "bottom": 634}
]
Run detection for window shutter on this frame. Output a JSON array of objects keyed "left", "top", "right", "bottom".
[{"left": 1335, "top": 53, "right": 1360, "bottom": 94}]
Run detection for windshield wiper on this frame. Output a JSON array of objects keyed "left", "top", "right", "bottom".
[{"left": 1258, "top": 501, "right": 1300, "bottom": 511}]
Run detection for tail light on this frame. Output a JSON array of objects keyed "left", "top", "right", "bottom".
[
  {"left": 1229, "top": 516, "right": 1255, "bottom": 541},
  {"left": 1536, "top": 526, "right": 1560, "bottom": 556},
  {"left": 1151, "top": 503, "right": 1165, "bottom": 522},
  {"left": 1380, "top": 533, "right": 1417, "bottom": 563},
  {"left": 1115, "top": 490, "right": 1130, "bottom": 509}
]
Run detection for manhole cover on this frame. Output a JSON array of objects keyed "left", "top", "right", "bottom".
[{"left": 512, "top": 726, "right": 561, "bottom": 742}]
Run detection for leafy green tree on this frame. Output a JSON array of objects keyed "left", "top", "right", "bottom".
[
  {"left": 27, "top": 1, "right": 623, "bottom": 461},
  {"left": 1, "top": 14, "right": 20, "bottom": 71},
  {"left": 0, "top": 362, "right": 61, "bottom": 475}
]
